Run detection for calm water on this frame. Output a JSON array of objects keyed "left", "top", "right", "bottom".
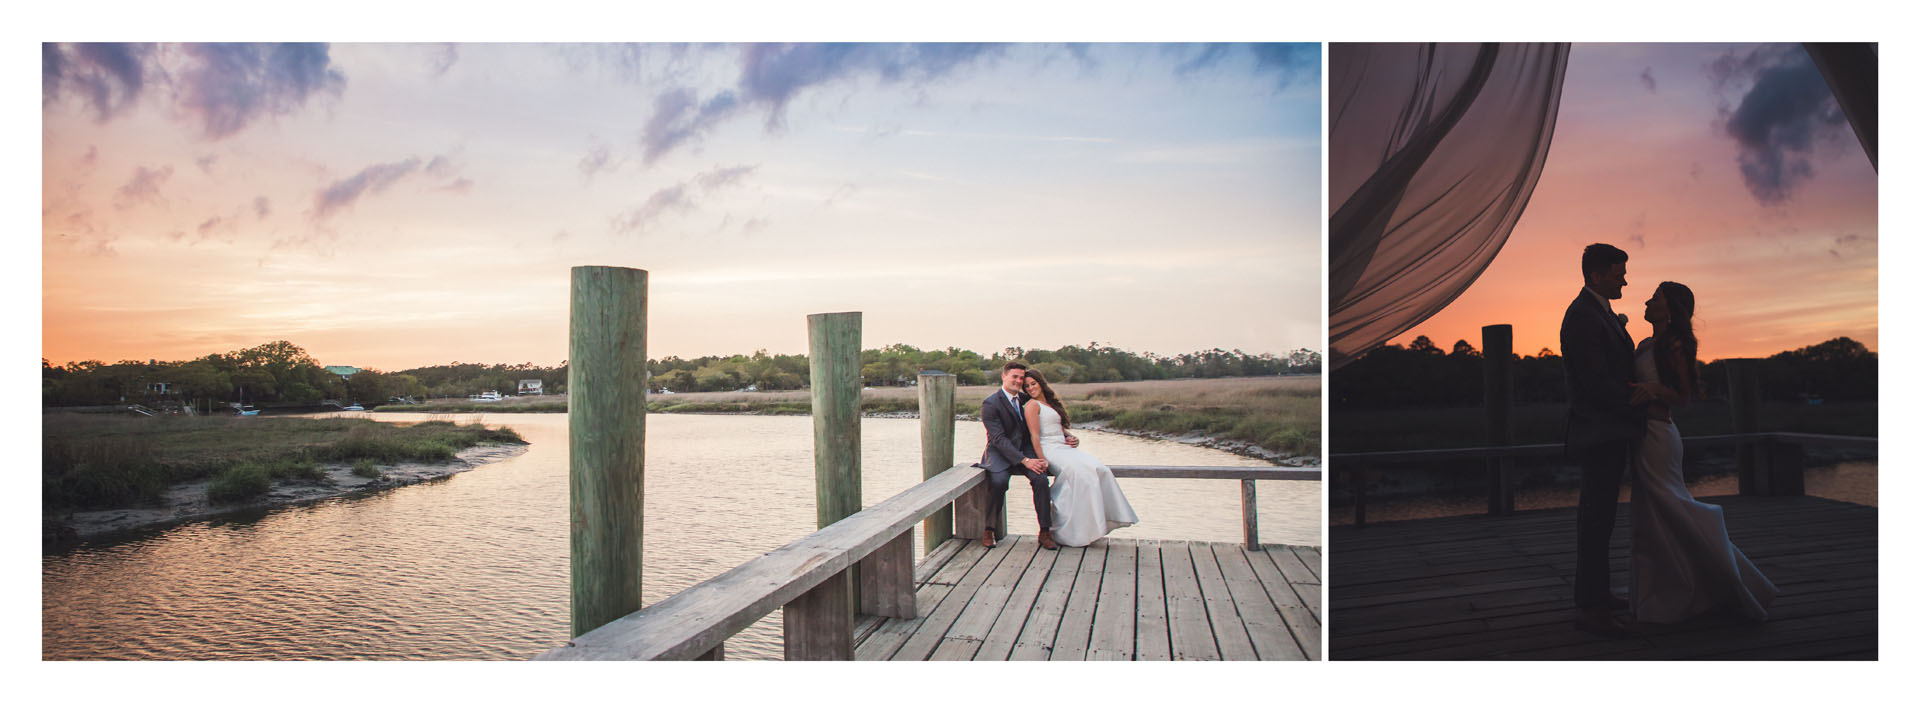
[{"left": 42, "top": 413, "right": 1318, "bottom": 660}]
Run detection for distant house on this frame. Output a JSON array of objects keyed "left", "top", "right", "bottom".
[
  {"left": 145, "top": 382, "right": 171, "bottom": 395},
  {"left": 325, "top": 365, "right": 361, "bottom": 378},
  {"left": 518, "top": 379, "right": 544, "bottom": 395}
]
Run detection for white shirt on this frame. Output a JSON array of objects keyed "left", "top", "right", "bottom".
[{"left": 1000, "top": 388, "right": 1022, "bottom": 417}]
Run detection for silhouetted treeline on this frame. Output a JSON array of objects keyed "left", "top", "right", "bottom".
[
  {"left": 1332, "top": 335, "right": 1876, "bottom": 410},
  {"left": 45, "top": 341, "right": 1322, "bottom": 407}
]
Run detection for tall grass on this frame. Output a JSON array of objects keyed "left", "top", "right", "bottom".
[{"left": 42, "top": 415, "right": 526, "bottom": 509}]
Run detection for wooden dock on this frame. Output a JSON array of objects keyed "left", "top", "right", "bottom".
[
  {"left": 854, "top": 536, "right": 1321, "bottom": 661},
  {"left": 1328, "top": 495, "right": 1876, "bottom": 660}
]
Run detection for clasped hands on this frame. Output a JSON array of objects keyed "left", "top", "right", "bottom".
[
  {"left": 1021, "top": 433, "right": 1078, "bottom": 476},
  {"left": 1628, "top": 381, "right": 1664, "bottom": 406}
]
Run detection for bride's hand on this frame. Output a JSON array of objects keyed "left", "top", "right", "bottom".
[{"left": 1629, "top": 382, "right": 1659, "bottom": 405}]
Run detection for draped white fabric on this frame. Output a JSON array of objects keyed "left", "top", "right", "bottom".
[{"left": 1329, "top": 43, "right": 1571, "bottom": 369}]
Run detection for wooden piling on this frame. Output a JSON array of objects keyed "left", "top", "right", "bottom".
[
  {"left": 566, "top": 266, "right": 648, "bottom": 637},
  {"left": 809, "top": 311, "right": 863, "bottom": 528},
  {"left": 1483, "top": 324, "right": 1514, "bottom": 516},
  {"left": 918, "top": 371, "right": 956, "bottom": 554},
  {"left": 1727, "top": 359, "right": 1761, "bottom": 495},
  {"left": 804, "top": 311, "right": 860, "bottom": 656},
  {"left": 1241, "top": 479, "right": 1259, "bottom": 550}
]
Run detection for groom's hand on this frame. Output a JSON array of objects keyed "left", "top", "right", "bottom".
[
  {"left": 1064, "top": 433, "right": 1079, "bottom": 448},
  {"left": 1023, "top": 458, "right": 1047, "bottom": 474}
]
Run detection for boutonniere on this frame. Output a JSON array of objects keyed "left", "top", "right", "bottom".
[{"left": 1616, "top": 313, "right": 1630, "bottom": 327}]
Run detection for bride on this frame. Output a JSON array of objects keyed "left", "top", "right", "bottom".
[
  {"left": 1627, "top": 281, "right": 1780, "bottom": 623},
  {"left": 1020, "top": 369, "right": 1138, "bottom": 547}
]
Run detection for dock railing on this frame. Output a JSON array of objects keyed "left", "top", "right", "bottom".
[
  {"left": 539, "top": 269, "right": 1319, "bottom": 660},
  {"left": 1332, "top": 331, "right": 1875, "bottom": 526}
]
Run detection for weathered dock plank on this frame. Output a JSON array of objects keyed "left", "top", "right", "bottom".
[
  {"left": 891, "top": 535, "right": 1020, "bottom": 660},
  {"left": 1009, "top": 545, "right": 1087, "bottom": 661},
  {"left": 1213, "top": 543, "right": 1306, "bottom": 661},
  {"left": 930, "top": 537, "right": 1041, "bottom": 660},
  {"left": 1190, "top": 541, "right": 1258, "bottom": 660},
  {"left": 1049, "top": 540, "right": 1110, "bottom": 660},
  {"left": 1329, "top": 495, "right": 1876, "bottom": 661},
  {"left": 1160, "top": 541, "right": 1220, "bottom": 660},
  {"left": 974, "top": 540, "right": 1063, "bottom": 660},
  {"left": 1133, "top": 539, "right": 1172, "bottom": 660},
  {"left": 1086, "top": 539, "right": 1139, "bottom": 661}
]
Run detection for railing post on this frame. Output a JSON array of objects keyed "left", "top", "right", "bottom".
[
  {"left": 1483, "top": 324, "right": 1513, "bottom": 516},
  {"left": 918, "top": 371, "right": 956, "bottom": 554},
  {"left": 1351, "top": 465, "right": 1368, "bottom": 528},
  {"left": 794, "top": 311, "right": 860, "bottom": 660},
  {"left": 1241, "top": 479, "right": 1259, "bottom": 550},
  {"left": 567, "top": 266, "right": 648, "bottom": 637},
  {"left": 1727, "top": 359, "right": 1762, "bottom": 495},
  {"left": 783, "top": 571, "right": 853, "bottom": 660}
]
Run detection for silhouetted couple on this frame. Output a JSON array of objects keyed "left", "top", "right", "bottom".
[
  {"left": 1561, "top": 243, "right": 1779, "bottom": 637},
  {"left": 973, "top": 362, "right": 1137, "bottom": 550}
]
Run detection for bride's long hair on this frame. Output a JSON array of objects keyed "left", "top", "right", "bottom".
[
  {"left": 1023, "top": 368, "right": 1070, "bottom": 430},
  {"left": 1654, "top": 281, "right": 1702, "bottom": 400}
]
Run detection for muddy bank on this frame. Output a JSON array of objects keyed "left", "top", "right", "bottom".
[{"left": 44, "top": 443, "right": 530, "bottom": 547}]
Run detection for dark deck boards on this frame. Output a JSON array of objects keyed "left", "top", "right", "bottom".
[
  {"left": 854, "top": 536, "right": 1320, "bottom": 661},
  {"left": 1329, "top": 495, "right": 1877, "bottom": 660}
]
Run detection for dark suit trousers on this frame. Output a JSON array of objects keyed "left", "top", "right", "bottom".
[
  {"left": 985, "top": 468, "right": 1052, "bottom": 535},
  {"left": 1574, "top": 439, "right": 1632, "bottom": 608}
]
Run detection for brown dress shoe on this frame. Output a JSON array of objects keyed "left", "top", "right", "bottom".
[
  {"left": 1037, "top": 531, "right": 1059, "bottom": 551},
  {"left": 982, "top": 529, "right": 997, "bottom": 548}
]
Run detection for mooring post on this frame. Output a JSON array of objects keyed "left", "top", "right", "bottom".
[
  {"left": 1241, "top": 479, "right": 1259, "bottom": 550},
  {"left": 787, "top": 311, "right": 861, "bottom": 659},
  {"left": 566, "top": 266, "right": 648, "bottom": 638},
  {"left": 1483, "top": 324, "right": 1514, "bottom": 516},
  {"left": 1727, "top": 358, "right": 1762, "bottom": 495},
  {"left": 918, "top": 371, "right": 956, "bottom": 554}
]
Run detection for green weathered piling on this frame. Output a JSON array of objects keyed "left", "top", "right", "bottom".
[
  {"left": 919, "top": 371, "right": 956, "bottom": 554},
  {"left": 567, "top": 266, "right": 648, "bottom": 637}
]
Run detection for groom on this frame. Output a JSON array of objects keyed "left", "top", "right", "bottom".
[
  {"left": 1560, "top": 243, "right": 1642, "bottom": 637},
  {"left": 974, "top": 361, "right": 1073, "bottom": 551}
]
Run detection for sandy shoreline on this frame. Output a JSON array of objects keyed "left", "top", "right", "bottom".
[{"left": 44, "top": 443, "right": 530, "bottom": 546}]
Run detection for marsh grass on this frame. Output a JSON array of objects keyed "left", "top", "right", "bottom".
[
  {"left": 351, "top": 458, "right": 381, "bottom": 479},
  {"left": 42, "top": 414, "right": 526, "bottom": 509},
  {"left": 364, "top": 376, "right": 1321, "bottom": 457}
]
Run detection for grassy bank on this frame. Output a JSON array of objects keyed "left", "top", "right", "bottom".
[
  {"left": 374, "top": 376, "right": 1320, "bottom": 457},
  {"left": 43, "top": 415, "right": 526, "bottom": 509}
]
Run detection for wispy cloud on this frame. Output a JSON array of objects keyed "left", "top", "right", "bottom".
[
  {"left": 610, "top": 163, "right": 758, "bottom": 236},
  {"left": 314, "top": 157, "right": 422, "bottom": 220},
  {"left": 115, "top": 164, "right": 174, "bottom": 209},
  {"left": 177, "top": 43, "right": 347, "bottom": 140},
  {"left": 42, "top": 43, "right": 158, "bottom": 122},
  {"left": 639, "top": 43, "right": 1005, "bottom": 164}
]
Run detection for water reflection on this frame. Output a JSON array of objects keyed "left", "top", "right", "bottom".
[{"left": 43, "top": 413, "right": 1318, "bottom": 660}]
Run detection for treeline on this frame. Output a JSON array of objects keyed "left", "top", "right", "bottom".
[
  {"left": 44, "top": 341, "right": 1322, "bottom": 408},
  {"left": 1331, "top": 335, "right": 1877, "bottom": 410}
]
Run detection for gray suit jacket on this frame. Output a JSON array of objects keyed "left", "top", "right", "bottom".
[
  {"left": 976, "top": 390, "right": 1037, "bottom": 473},
  {"left": 1560, "top": 289, "right": 1643, "bottom": 453}
]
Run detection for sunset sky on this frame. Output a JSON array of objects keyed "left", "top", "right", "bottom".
[
  {"left": 1390, "top": 43, "right": 1877, "bottom": 361},
  {"left": 41, "top": 43, "right": 1321, "bottom": 371}
]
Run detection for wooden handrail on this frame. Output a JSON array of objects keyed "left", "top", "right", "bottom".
[
  {"left": 1328, "top": 432, "right": 1875, "bottom": 467},
  {"left": 1108, "top": 465, "right": 1320, "bottom": 481},
  {"left": 1335, "top": 431, "right": 1875, "bottom": 527},
  {"left": 536, "top": 463, "right": 985, "bottom": 661}
]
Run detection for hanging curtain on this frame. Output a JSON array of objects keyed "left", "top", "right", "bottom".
[
  {"left": 1328, "top": 43, "right": 1570, "bottom": 370},
  {"left": 1803, "top": 42, "right": 1877, "bottom": 170}
]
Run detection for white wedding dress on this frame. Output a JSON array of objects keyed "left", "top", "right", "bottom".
[
  {"left": 1036, "top": 403, "right": 1138, "bottom": 547},
  {"left": 1629, "top": 345, "right": 1780, "bottom": 623}
]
